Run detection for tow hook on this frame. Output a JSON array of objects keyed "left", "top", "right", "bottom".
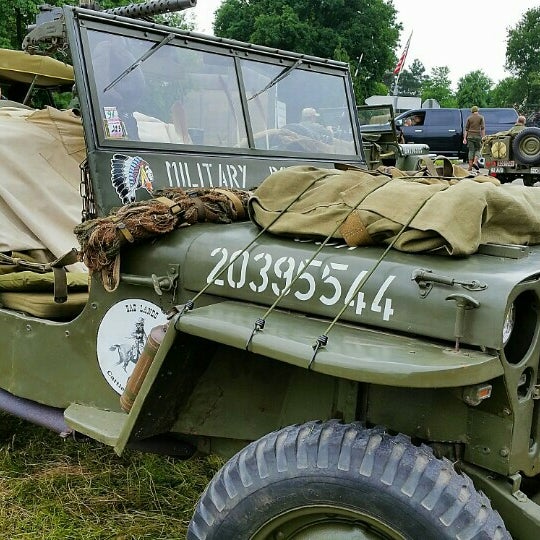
[{"left": 445, "top": 293, "right": 480, "bottom": 352}]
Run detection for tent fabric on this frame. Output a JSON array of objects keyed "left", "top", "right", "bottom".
[
  {"left": 0, "top": 106, "right": 86, "bottom": 270},
  {"left": 0, "top": 271, "right": 88, "bottom": 292},
  {"left": 249, "top": 165, "right": 540, "bottom": 256},
  {"left": 0, "top": 291, "right": 87, "bottom": 319},
  {"left": 0, "top": 48, "right": 74, "bottom": 86}
]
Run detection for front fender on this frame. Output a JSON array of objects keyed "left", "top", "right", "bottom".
[{"left": 176, "top": 300, "right": 503, "bottom": 388}]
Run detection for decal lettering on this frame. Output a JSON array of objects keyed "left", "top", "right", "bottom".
[
  {"left": 166, "top": 160, "right": 247, "bottom": 189},
  {"left": 268, "top": 165, "right": 287, "bottom": 174},
  {"left": 206, "top": 249, "right": 396, "bottom": 321}
]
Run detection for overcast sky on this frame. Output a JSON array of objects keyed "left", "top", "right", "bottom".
[{"left": 190, "top": 0, "right": 537, "bottom": 88}]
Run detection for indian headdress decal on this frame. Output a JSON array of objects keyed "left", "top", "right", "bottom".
[{"left": 111, "top": 154, "right": 155, "bottom": 204}]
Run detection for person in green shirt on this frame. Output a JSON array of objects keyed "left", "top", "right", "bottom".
[{"left": 463, "top": 106, "right": 485, "bottom": 171}]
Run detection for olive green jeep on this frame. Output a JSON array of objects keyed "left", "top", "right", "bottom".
[
  {"left": 482, "top": 125, "right": 540, "bottom": 186},
  {"left": 2, "top": 1, "right": 540, "bottom": 539},
  {"left": 358, "top": 103, "right": 432, "bottom": 171}
]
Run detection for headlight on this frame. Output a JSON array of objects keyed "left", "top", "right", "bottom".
[
  {"left": 503, "top": 291, "right": 537, "bottom": 365},
  {"left": 502, "top": 303, "right": 515, "bottom": 345}
]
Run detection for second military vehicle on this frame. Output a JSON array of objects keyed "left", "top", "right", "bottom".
[
  {"left": 482, "top": 124, "right": 540, "bottom": 186},
  {"left": 1, "top": 1, "right": 540, "bottom": 538}
]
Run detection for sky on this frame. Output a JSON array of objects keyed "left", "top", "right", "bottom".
[{"left": 190, "top": 0, "right": 537, "bottom": 88}]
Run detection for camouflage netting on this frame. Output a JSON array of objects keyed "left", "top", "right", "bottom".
[{"left": 74, "top": 187, "right": 251, "bottom": 290}]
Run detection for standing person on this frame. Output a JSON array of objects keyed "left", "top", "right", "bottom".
[{"left": 463, "top": 106, "right": 485, "bottom": 171}]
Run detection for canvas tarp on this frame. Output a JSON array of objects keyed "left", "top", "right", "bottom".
[
  {"left": 0, "top": 106, "right": 86, "bottom": 269},
  {"left": 0, "top": 48, "right": 74, "bottom": 86},
  {"left": 249, "top": 165, "right": 540, "bottom": 256}
]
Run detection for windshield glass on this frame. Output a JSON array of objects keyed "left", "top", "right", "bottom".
[
  {"left": 86, "top": 29, "right": 356, "bottom": 156},
  {"left": 87, "top": 30, "right": 246, "bottom": 146},
  {"left": 240, "top": 59, "right": 356, "bottom": 155}
]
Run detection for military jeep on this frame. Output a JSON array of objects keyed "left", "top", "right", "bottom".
[
  {"left": 482, "top": 125, "right": 540, "bottom": 186},
  {"left": 358, "top": 103, "right": 431, "bottom": 171},
  {"left": 2, "top": 1, "right": 540, "bottom": 538}
]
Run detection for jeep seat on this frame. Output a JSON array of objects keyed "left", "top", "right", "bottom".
[{"left": 0, "top": 271, "right": 88, "bottom": 319}]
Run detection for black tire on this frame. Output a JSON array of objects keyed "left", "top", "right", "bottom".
[
  {"left": 188, "top": 421, "right": 510, "bottom": 540},
  {"left": 495, "top": 173, "right": 513, "bottom": 185},
  {"left": 512, "top": 127, "right": 540, "bottom": 165}
]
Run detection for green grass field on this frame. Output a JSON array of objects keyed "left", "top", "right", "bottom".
[{"left": 0, "top": 414, "right": 221, "bottom": 539}]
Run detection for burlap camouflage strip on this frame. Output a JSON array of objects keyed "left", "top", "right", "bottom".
[{"left": 74, "top": 187, "right": 251, "bottom": 290}]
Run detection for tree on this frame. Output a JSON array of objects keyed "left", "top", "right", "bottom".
[
  {"left": 394, "top": 59, "right": 426, "bottom": 97},
  {"left": 213, "top": 0, "right": 402, "bottom": 103},
  {"left": 421, "top": 66, "right": 456, "bottom": 108},
  {"left": 455, "top": 70, "right": 492, "bottom": 108},
  {"left": 488, "top": 77, "right": 526, "bottom": 109},
  {"left": 506, "top": 7, "right": 540, "bottom": 79},
  {"left": 506, "top": 7, "right": 540, "bottom": 106}
]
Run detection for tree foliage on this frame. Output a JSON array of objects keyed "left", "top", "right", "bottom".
[
  {"left": 421, "top": 66, "right": 456, "bottom": 108},
  {"left": 506, "top": 7, "right": 540, "bottom": 79},
  {"left": 395, "top": 59, "right": 426, "bottom": 97},
  {"left": 214, "top": 0, "right": 402, "bottom": 102},
  {"left": 505, "top": 7, "right": 540, "bottom": 108},
  {"left": 455, "top": 70, "right": 492, "bottom": 108},
  {"left": 489, "top": 77, "right": 527, "bottom": 108}
]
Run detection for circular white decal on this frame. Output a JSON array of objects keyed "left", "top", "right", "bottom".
[{"left": 97, "top": 299, "right": 168, "bottom": 394}]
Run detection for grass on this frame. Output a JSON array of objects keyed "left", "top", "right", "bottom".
[{"left": 0, "top": 414, "right": 221, "bottom": 539}]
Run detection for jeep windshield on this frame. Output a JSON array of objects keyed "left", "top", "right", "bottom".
[
  {"left": 61, "top": 7, "right": 363, "bottom": 214},
  {"left": 83, "top": 25, "right": 358, "bottom": 156}
]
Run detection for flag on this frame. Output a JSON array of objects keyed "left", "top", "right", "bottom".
[{"left": 393, "top": 32, "right": 412, "bottom": 76}]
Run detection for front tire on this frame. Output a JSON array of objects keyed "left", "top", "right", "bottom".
[{"left": 188, "top": 421, "right": 510, "bottom": 539}]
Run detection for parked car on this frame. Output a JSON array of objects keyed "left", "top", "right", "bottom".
[{"left": 396, "top": 107, "right": 518, "bottom": 159}]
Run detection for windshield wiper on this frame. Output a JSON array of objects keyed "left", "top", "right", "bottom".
[
  {"left": 103, "top": 32, "right": 176, "bottom": 93},
  {"left": 248, "top": 58, "right": 303, "bottom": 101}
]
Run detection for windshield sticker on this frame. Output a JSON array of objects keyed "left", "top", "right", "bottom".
[
  {"left": 97, "top": 299, "right": 168, "bottom": 395},
  {"left": 103, "top": 106, "right": 126, "bottom": 139},
  {"left": 111, "top": 154, "right": 155, "bottom": 204}
]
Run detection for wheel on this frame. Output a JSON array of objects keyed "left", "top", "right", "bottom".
[
  {"left": 512, "top": 127, "right": 540, "bottom": 165},
  {"left": 188, "top": 421, "right": 510, "bottom": 539}
]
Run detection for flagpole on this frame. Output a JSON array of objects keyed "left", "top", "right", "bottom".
[{"left": 354, "top": 53, "right": 363, "bottom": 78}]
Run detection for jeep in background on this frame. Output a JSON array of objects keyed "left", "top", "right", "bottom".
[
  {"left": 396, "top": 107, "right": 518, "bottom": 159},
  {"left": 358, "top": 103, "right": 431, "bottom": 170},
  {"left": 482, "top": 125, "right": 540, "bottom": 186},
  {"left": 2, "top": 1, "right": 540, "bottom": 539}
]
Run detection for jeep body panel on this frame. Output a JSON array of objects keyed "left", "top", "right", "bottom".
[{"left": 483, "top": 127, "right": 540, "bottom": 186}]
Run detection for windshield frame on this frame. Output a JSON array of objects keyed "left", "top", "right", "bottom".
[{"left": 70, "top": 7, "right": 361, "bottom": 160}]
